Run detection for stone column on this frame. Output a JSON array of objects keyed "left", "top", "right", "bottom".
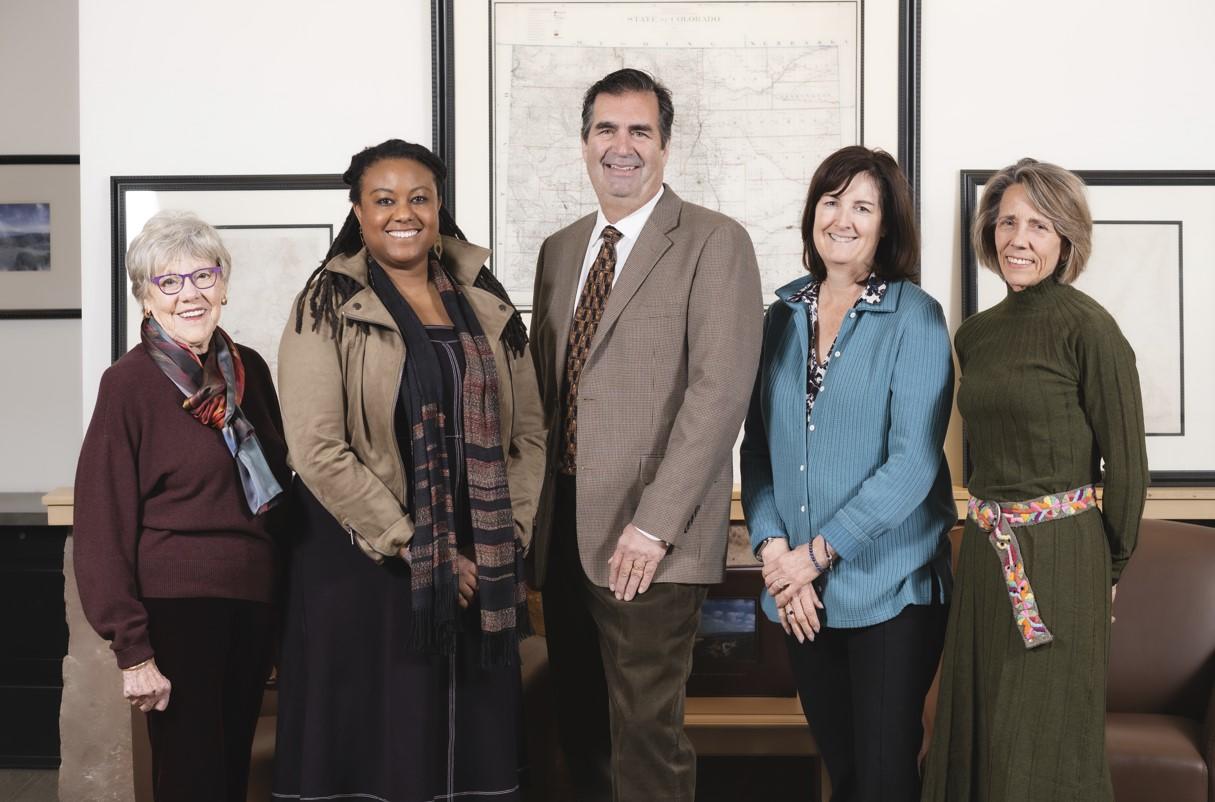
[{"left": 59, "top": 534, "right": 134, "bottom": 802}]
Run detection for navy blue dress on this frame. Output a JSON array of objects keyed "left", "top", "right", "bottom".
[{"left": 273, "top": 326, "right": 523, "bottom": 802}]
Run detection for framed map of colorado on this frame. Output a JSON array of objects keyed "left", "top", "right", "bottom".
[{"left": 436, "top": 0, "right": 920, "bottom": 308}]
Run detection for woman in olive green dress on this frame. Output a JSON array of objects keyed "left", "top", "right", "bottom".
[{"left": 921, "top": 158, "right": 1148, "bottom": 802}]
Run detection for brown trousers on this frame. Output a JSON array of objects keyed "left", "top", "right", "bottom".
[{"left": 543, "top": 475, "right": 708, "bottom": 802}]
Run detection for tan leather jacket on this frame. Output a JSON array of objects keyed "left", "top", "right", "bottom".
[{"left": 278, "top": 237, "right": 546, "bottom": 562}]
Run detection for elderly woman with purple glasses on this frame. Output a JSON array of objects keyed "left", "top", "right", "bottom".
[{"left": 74, "top": 209, "right": 291, "bottom": 802}]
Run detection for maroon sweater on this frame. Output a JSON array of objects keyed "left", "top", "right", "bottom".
[{"left": 74, "top": 342, "right": 290, "bottom": 668}]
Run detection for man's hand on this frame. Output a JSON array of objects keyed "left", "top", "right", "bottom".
[
  {"left": 123, "top": 658, "right": 171, "bottom": 713},
  {"left": 608, "top": 523, "right": 668, "bottom": 601}
]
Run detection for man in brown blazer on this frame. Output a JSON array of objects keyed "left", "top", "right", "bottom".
[{"left": 530, "top": 68, "right": 763, "bottom": 801}]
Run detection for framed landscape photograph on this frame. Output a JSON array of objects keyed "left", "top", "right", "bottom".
[
  {"left": 960, "top": 169, "right": 1215, "bottom": 485},
  {"left": 110, "top": 175, "right": 350, "bottom": 375},
  {"left": 436, "top": 0, "right": 921, "bottom": 308},
  {"left": 0, "top": 156, "right": 81, "bottom": 318},
  {"left": 687, "top": 566, "right": 797, "bottom": 697}
]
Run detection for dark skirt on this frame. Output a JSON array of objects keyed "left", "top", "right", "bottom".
[{"left": 272, "top": 480, "right": 523, "bottom": 802}]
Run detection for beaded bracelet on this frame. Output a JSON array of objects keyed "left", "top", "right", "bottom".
[{"left": 807, "top": 540, "right": 828, "bottom": 574}]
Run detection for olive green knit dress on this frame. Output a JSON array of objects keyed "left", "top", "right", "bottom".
[{"left": 921, "top": 279, "right": 1148, "bottom": 802}]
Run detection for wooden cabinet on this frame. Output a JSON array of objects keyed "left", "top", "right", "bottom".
[{"left": 0, "top": 521, "right": 68, "bottom": 768}]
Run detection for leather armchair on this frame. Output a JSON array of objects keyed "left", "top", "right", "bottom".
[{"left": 1107, "top": 518, "right": 1215, "bottom": 802}]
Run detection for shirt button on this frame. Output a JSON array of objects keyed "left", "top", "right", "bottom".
[
  {"left": 800, "top": 505, "right": 807, "bottom": 512},
  {"left": 834, "top": 350, "right": 841, "bottom": 358},
  {"left": 849, "top": 312, "right": 857, "bottom": 318},
  {"left": 800, "top": 464, "right": 805, "bottom": 471},
  {"left": 809, "top": 424, "right": 816, "bottom": 432}
]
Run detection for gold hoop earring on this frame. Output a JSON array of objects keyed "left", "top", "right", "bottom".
[
  {"left": 358, "top": 227, "right": 365, "bottom": 246},
  {"left": 432, "top": 239, "right": 444, "bottom": 259},
  {"left": 222, "top": 297, "right": 228, "bottom": 306}
]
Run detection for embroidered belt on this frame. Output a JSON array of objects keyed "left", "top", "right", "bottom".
[{"left": 968, "top": 485, "right": 1097, "bottom": 650}]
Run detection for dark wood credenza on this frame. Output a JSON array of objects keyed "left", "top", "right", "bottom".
[{"left": 0, "top": 494, "right": 68, "bottom": 769}]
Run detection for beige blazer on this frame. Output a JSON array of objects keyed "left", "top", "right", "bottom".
[
  {"left": 279, "top": 238, "right": 547, "bottom": 562},
  {"left": 530, "top": 186, "right": 763, "bottom": 588}
]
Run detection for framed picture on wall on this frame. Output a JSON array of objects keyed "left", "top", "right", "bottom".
[
  {"left": 434, "top": 0, "right": 921, "bottom": 309},
  {"left": 960, "top": 169, "right": 1215, "bottom": 486},
  {"left": 110, "top": 175, "right": 350, "bottom": 377},
  {"left": 0, "top": 156, "right": 81, "bottom": 319},
  {"left": 687, "top": 566, "right": 797, "bottom": 697}
]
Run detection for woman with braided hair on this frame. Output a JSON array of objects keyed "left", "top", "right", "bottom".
[{"left": 272, "top": 139, "right": 545, "bottom": 801}]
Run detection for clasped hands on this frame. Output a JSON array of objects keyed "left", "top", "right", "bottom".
[
  {"left": 760, "top": 539, "right": 827, "bottom": 643},
  {"left": 608, "top": 522, "right": 668, "bottom": 601}
]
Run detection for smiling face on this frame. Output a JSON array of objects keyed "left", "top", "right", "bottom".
[
  {"left": 993, "top": 183, "right": 1063, "bottom": 291},
  {"left": 353, "top": 157, "right": 441, "bottom": 273},
  {"left": 582, "top": 90, "right": 669, "bottom": 221},
  {"left": 145, "top": 255, "right": 226, "bottom": 354},
  {"left": 811, "top": 171, "right": 884, "bottom": 276}
]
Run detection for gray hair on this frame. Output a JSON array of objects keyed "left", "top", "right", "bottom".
[
  {"left": 974, "top": 158, "right": 1093, "bottom": 285},
  {"left": 126, "top": 210, "right": 232, "bottom": 303},
  {"left": 580, "top": 68, "right": 674, "bottom": 147}
]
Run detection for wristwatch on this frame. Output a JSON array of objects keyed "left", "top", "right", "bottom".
[{"left": 754, "top": 536, "right": 786, "bottom": 562}]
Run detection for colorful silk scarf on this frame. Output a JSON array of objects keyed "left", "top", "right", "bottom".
[
  {"left": 141, "top": 316, "right": 284, "bottom": 515},
  {"left": 968, "top": 485, "right": 1098, "bottom": 649},
  {"left": 368, "top": 254, "right": 527, "bottom": 667}
]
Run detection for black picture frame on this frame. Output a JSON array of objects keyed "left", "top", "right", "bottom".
[
  {"left": 0, "top": 155, "right": 81, "bottom": 319},
  {"left": 432, "top": 0, "right": 457, "bottom": 212},
  {"left": 432, "top": 0, "right": 923, "bottom": 307},
  {"left": 110, "top": 174, "right": 349, "bottom": 363},
  {"left": 960, "top": 169, "right": 1215, "bottom": 486},
  {"left": 686, "top": 566, "right": 797, "bottom": 697}
]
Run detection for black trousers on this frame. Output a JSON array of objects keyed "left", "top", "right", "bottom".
[
  {"left": 143, "top": 597, "right": 274, "bottom": 802},
  {"left": 542, "top": 475, "right": 707, "bottom": 802},
  {"left": 787, "top": 600, "right": 947, "bottom": 802}
]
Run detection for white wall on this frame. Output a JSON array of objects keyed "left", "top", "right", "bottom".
[
  {"left": 0, "top": 0, "right": 81, "bottom": 492},
  {"left": 79, "top": 0, "right": 433, "bottom": 422},
  {"left": 0, "top": 1, "right": 79, "bottom": 154},
  {"left": 58, "top": 0, "right": 1215, "bottom": 483},
  {"left": 920, "top": 0, "right": 1215, "bottom": 478}
]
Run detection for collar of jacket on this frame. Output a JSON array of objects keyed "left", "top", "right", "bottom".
[
  {"left": 773, "top": 272, "right": 904, "bottom": 314},
  {"left": 323, "top": 236, "right": 512, "bottom": 341}
]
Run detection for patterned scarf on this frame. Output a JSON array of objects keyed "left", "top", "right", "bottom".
[
  {"left": 368, "top": 254, "right": 527, "bottom": 667},
  {"left": 141, "top": 316, "right": 284, "bottom": 515}
]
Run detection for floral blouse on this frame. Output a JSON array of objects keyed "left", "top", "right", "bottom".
[{"left": 787, "top": 273, "right": 888, "bottom": 421}]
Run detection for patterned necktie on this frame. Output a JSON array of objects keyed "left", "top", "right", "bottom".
[{"left": 559, "top": 225, "right": 623, "bottom": 475}]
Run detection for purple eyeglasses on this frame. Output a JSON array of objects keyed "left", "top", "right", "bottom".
[{"left": 150, "top": 265, "right": 223, "bottom": 296}]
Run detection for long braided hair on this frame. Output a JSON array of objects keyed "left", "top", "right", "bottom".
[{"left": 293, "top": 139, "right": 529, "bottom": 357}]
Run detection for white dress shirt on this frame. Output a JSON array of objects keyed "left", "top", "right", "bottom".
[
  {"left": 571, "top": 186, "right": 668, "bottom": 546},
  {"left": 571, "top": 186, "right": 665, "bottom": 317}
]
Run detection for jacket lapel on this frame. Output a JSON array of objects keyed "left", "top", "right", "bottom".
[{"left": 590, "top": 187, "right": 679, "bottom": 358}]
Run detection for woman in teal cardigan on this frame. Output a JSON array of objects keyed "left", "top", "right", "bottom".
[{"left": 741, "top": 146, "right": 955, "bottom": 802}]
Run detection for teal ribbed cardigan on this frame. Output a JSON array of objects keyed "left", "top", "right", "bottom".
[{"left": 741, "top": 275, "right": 956, "bottom": 627}]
